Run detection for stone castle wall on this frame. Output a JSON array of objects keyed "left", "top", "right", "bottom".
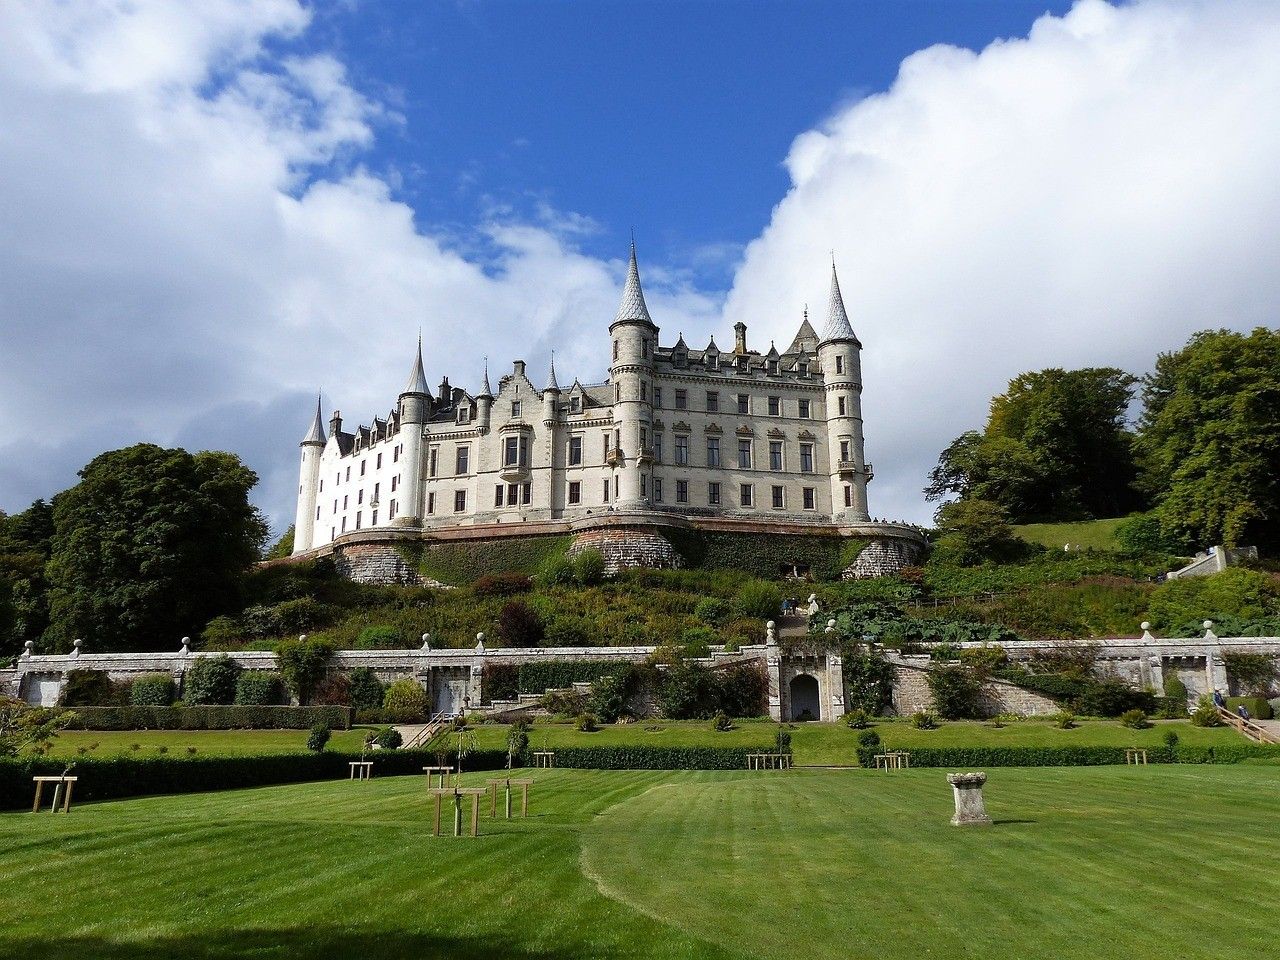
[
  {"left": 891, "top": 661, "right": 1061, "bottom": 717},
  {"left": 568, "top": 525, "right": 683, "bottom": 573},
  {"left": 844, "top": 537, "right": 926, "bottom": 579},
  {"left": 333, "top": 542, "right": 442, "bottom": 588}
]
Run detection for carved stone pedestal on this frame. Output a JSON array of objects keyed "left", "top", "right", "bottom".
[{"left": 947, "top": 772, "right": 992, "bottom": 826}]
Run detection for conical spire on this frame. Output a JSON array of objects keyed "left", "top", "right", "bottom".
[
  {"left": 613, "top": 241, "right": 653, "bottom": 325},
  {"left": 478, "top": 357, "right": 493, "bottom": 397},
  {"left": 301, "top": 394, "right": 326, "bottom": 446},
  {"left": 821, "top": 261, "right": 858, "bottom": 343},
  {"left": 544, "top": 352, "right": 560, "bottom": 392},
  {"left": 402, "top": 334, "right": 429, "bottom": 395}
]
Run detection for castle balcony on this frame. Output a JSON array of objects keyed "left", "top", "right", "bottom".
[
  {"left": 605, "top": 448, "right": 624, "bottom": 467},
  {"left": 636, "top": 446, "right": 655, "bottom": 464},
  {"left": 838, "top": 461, "right": 874, "bottom": 481},
  {"left": 499, "top": 462, "right": 531, "bottom": 482}
]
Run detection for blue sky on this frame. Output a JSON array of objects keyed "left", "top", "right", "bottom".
[{"left": 1, "top": 0, "right": 1278, "bottom": 534}]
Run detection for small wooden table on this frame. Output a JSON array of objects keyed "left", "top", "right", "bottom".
[
  {"left": 422, "top": 765, "right": 454, "bottom": 788},
  {"left": 746, "top": 753, "right": 792, "bottom": 770},
  {"left": 1125, "top": 748, "right": 1148, "bottom": 766},
  {"left": 874, "top": 752, "right": 910, "bottom": 770},
  {"left": 428, "top": 787, "right": 488, "bottom": 837},
  {"left": 532, "top": 751, "right": 555, "bottom": 768},
  {"left": 348, "top": 761, "right": 374, "bottom": 780},
  {"left": 32, "top": 776, "right": 78, "bottom": 813}
]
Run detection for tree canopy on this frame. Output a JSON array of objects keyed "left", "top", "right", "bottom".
[{"left": 43, "top": 444, "right": 268, "bottom": 652}]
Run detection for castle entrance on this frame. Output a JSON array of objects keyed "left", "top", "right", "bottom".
[{"left": 789, "top": 674, "right": 820, "bottom": 721}]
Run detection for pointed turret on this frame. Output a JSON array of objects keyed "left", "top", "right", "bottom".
[
  {"left": 544, "top": 354, "right": 560, "bottom": 392},
  {"left": 613, "top": 242, "right": 654, "bottom": 326},
  {"left": 821, "top": 262, "right": 859, "bottom": 345},
  {"left": 785, "top": 307, "right": 820, "bottom": 355},
  {"left": 301, "top": 395, "right": 326, "bottom": 446},
  {"left": 478, "top": 358, "right": 493, "bottom": 398},
  {"left": 402, "top": 335, "right": 430, "bottom": 395}
]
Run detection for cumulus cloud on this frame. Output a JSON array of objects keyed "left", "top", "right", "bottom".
[{"left": 725, "top": 0, "right": 1280, "bottom": 522}]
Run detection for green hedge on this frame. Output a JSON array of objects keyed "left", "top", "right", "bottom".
[
  {"left": 665, "top": 529, "right": 854, "bottom": 580},
  {"left": 58, "top": 705, "right": 353, "bottom": 731},
  {"left": 405, "top": 535, "right": 572, "bottom": 586},
  {"left": 0, "top": 748, "right": 510, "bottom": 810},
  {"left": 1224, "top": 696, "right": 1274, "bottom": 720},
  {"left": 543, "top": 745, "right": 770, "bottom": 770},
  {"left": 857, "top": 743, "right": 1280, "bottom": 768}
]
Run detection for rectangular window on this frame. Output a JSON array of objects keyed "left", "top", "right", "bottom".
[
  {"left": 360, "top": 460, "right": 366, "bottom": 476},
  {"left": 798, "top": 399, "right": 810, "bottom": 419},
  {"left": 569, "top": 435, "right": 583, "bottom": 466},
  {"left": 844, "top": 485, "right": 852, "bottom": 507},
  {"left": 455, "top": 445, "right": 469, "bottom": 474},
  {"left": 675, "top": 389, "right": 687, "bottom": 410},
  {"left": 772, "top": 485, "right": 784, "bottom": 509},
  {"left": 376, "top": 453, "right": 382, "bottom": 469},
  {"left": 640, "top": 474, "right": 647, "bottom": 497},
  {"left": 570, "top": 396, "right": 581, "bottom": 413},
  {"left": 737, "top": 439, "right": 752, "bottom": 469},
  {"left": 507, "top": 483, "right": 518, "bottom": 506},
  {"left": 840, "top": 440, "right": 851, "bottom": 462},
  {"left": 653, "top": 386, "right": 662, "bottom": 408},
  {"left": 390, "top": 476, "right": 397, "bottom": 492},
  {"left": 800, "top": 443, "right": 814, "bottom": 473},
  {"left": 511, "top": 400, "right": 522, "bottom": 418},
  {"left": 603, "top": 479, "right": 610, "bottom": 503},
  {"left": 427, "top": 492, "right": 435, "bottom": 515},
  {"left": 355, "top": 511, "right": 362, "bottom": 529},
  {"left": 768, "top": 358, "right": 779, "bottom": 375},
  {"left": 345, "top": 466, "right": 350, "bottom": 481},
  {"left": 676, "top": 479, "right": 689, "bottom": 503},
  {"left": 389, "top": 499, "right": 397, "bottom": 519},
  {"left": 769, "top": 441, "right": 783, "bottom": 471},
  {"left": 653, "top": 478, "right": 663, "bottom": 503},
  {"left": 504, "top": 436, "right": 519, "bottom": 467},
  {"left": 457, "top": 407, "right": 470, "bottom": 425},
  {"left": 803, "top": 487, "right": 815, "bottom": 510},
  {"left": 494, "top": 485, "right": 504, "bottom": 507},
  {"left": 640, "top": 425, "right": 648, "bottom": 450},
  {"left": 343, "top": 495, "right": 348, "bottom": 510},
  {"left": 568, "top": 481, "right": 581, "bottom": 505},
  {"left": 835, "top": 355, "right": 844, "bottom": 374},
  {"left": 675, "top": 435, "right": 689, "bottom": 466},
  {"left": 319, "top": 479, "right": 323, "bottom": 492},
  {"left": 838, "top": 396, "right": 847, "bottom": 416},
  {"left": 393, "top": 447, "right": 399, "bottom": 463},
  {"left": 706, "top": 391, "right": 719, "bottom": 413},
  {"left": 358, "top": 489, "right": 364, "bottom": 505},
  {"left": 341, "top": 517, "right": 347, "bottom": 533},
  {"left": 332, "top": 499, "right": 337, "bottom": 513},
  {"left": 371, "top": 509, "right": 378, "bottom": 525},
  {"left": 798, "top": 362, "right": 809, "bottom": 376},
  {"left": 455, "top": 490, "right": 467, "bottom": 512},
  {"left": 641, "top": 381, "right": 648, "bottom": 401},
  {"left": 429, "top": 447, "right": 438, "bottom": 477},
  {"left": 373, "top": 483, "right": 380, "bottom": 501},
  {"left": 653, "top": 431, "right": 663, "bottom": 462},
  {"left": 708, "top": 481, "right": 721, "bottom": 506},
  {"left": 737, "top": 393, "right": 749, "bottom": 414},
  {"left": 706, "top": 437, "right": 720, "bottom": 467},
  {"left": 603, "top": 432, "right": 611, "bottom": 457},
  {"left": 740, "top": 484, "right": 753, "bottom": 507},
  {"left": 315, "top": 506, "right": 320, "bottom": 521},
  {"left": 767, "top": 396, "right": 780, "bottom": 416}
]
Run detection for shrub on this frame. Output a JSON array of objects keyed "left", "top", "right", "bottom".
[
  {"left": 1161, "top": 674, "right": 1189, "bottom": 717},
  {"left": 183, "top": 656, "right": 242, "bottom": 705},
  {"left": 234, "top": 672, "right": 285, "bottom": 706},
  {"left": 274, "top": 635, "right": 335, "bottom": 705},
  {"left": 734, "top": 581, "right": 783, "bottom": 621},
  {"left": 842, "top": 653, "right": 895, "bottom": 715},
  {"left": 1115, "top": 511, "right": 1171, "bottom": 553},
  {"left": 537, "top": 555, "right": 576, "bottom": 587},
  {"left": 311, "top": 671, "right": 352, "bottom": 707},
  {"left": 1223, "top": 652, "right": 1279, "bottom": 696},
  {"left": 200, "top": 616, "right": 243, "bottom": 648},
  {"left": 538, "top": 745, "right": 768, "bottom": 770},
  {"left": 843, "top": 709, "right": 872, "bottom": 729},
  {"left": 60, "top": 669, "right": 120, "bottom": 707},
  {"left": 382, "top": 678, "right": 428, "bottom": 722},
  {"left": 481, "top": 663, "right": 519, "bottom": 704},
  {"left": 1162, "top": 729, "right": 1180, "bottom": 749},
  {"left": 1054, "top": 711, "right": 1077, "bottom": 730},
  {"left": 347, "top": 668, "right": 385, "bottom": 712},
  {"left": 473, "top": 572, "right": 533, "bottom": 598},
  {"left": 506, "top": 720, "right": 530, "bottom": 765},
  {"left": 1225, "top": 696, "right": 1273, "bottom": 720},
  {"left": 1145, "top": 568, "right": 1280, "bottom": 634},
  {"left": 1191, "top": 695, "right": 1224, "bottom": 727},
  {"left": 1076, "top": 679, "right": 1156, "bottom": 718},
  {"left": 575, "top": 712, "right": 598, "bottom": 732},
  {"left": 588, "top": 671, "right": 631, "bottom": 724},
  {"left": 355, "top": 625, "right": 401, "bottom": 649},
  {"left": 925, "top": 666, "right": 985, "bottom": 720},
  {"left": 694, "top": 597, "right": 730, "bottom": 626},
  {"left": 910, "top": 711, "right": 939, "bottom": 730},
  {"left": 856, "top": 728, "right": 881, "bottom": 749},
  {"left": 1119, "top": 709, "right": 1151, "bottom": 729},
  {"left": 496, "top": 600, "right": 545, "bottom": 647},
  {"left": 306, "top": 723, "right": 331, "bottom": 752},
  {"left": 572, "top": 549, "right": 606, "bottom": 585},
  {"left": 775, "top": 729, "right": 793, "bottom": 753},
  {"left": 541, "top": 690, "right": 588, "bottom": 718},
  {"left": 711, "top": 711, "right": 733, "bottom": 731},
  {"left": 677, "top": 625, "right": 717, "bottom": 658},
  {"left": 374, "top": 727, "right": 403, "bottom": 749},
  {"left": 129, "top": 674, "right": 175, "bottom": 707}
]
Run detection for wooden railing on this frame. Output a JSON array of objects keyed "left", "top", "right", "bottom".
[
  {"left": 1218, "top": 706, "right": 1279, "bottom": 744},
  {"left": 402, "top": 712, "right": 449, "bottom": 750}
]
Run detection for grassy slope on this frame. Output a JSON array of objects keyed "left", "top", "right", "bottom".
[
  {"left": 1012, "top": 517, "right": 1125, "bottom": 551},
  {"left": 3, "top": 767, "right": 1278, "bottom": 959},
  {"left": 46, "top": 728, "right": 374, "bottom": 757}
]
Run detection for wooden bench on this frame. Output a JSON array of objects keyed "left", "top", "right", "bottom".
[
  {"left": 32, "top": 776, "right": 78, "bottom": 813},
  {"left": 1125, "top": 748, "right": 1148, "bottom": 766},
  {"left": 874, "top": 752, "right": 910, "bottom": 770},
  {"left": 427, "top": 787, "right": 488, "bottom": 837},
  {"left": 421, "top": 765, "right": 454, "bottom": 788},
  {"left": 746, "top": 753, "right": 792, "bottom": 770},
  {"left": 485, "top": 777, "right": 535, "bottom": 818},
  {"left": 348, "top": 761, "right": 374, "bottom": 781},
  {"left": 532, "top": 751, "right": 555, "bottom": 768}
]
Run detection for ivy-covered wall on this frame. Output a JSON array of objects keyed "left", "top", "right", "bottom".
[
  {"left": 400, "top": 535, "right": 572, "bottom": 586},
  {"left": 663, "top": 528, "right": 864, "bottom": 581}
]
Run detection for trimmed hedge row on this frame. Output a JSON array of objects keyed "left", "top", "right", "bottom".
[
  {"left": 1, "top": 748, "right": 510, "bottom": 810},
  {"left": 857, "top": 743, "right": 1280, "bottom": 768},
  {"left": 545, "top": 745, "right": 771, "bottom": 770},
  {"left": 59, "top": 705, "right": 353, "bottom": 731}
]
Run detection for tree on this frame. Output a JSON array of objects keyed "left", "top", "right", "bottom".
[
  {"left": 44, "top": 445, "right": 267, "bottom": 651},
  {"left": 265, "top": 526, "right": 295, "bottom": 560},
  {"left": 0, "top": 500, "right": 55, "bottom": 657},
  {"left": 1135, "top": 328, "right": 1280, "bottom": 551},
  {"left": 931, "top": 500, "right": 1030, "bottom": 566}
]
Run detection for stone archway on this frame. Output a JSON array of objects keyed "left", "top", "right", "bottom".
[{"left": 789, "top": 674, "right": 820, "bottom": 721}]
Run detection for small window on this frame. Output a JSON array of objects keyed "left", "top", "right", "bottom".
[
  {"left": 840, "top": 439, "right": 851, "bottom": 462},
  {"left": 345, "top": 466, "right": 351, "bottom": 481},
  {"left": 319, "top": 479, "right": 323, "bottom": 492},
  {"left": 522, "top": 482, "right": 532, "bottom": 505},
  {"left": 457, "top": 407, "right": 470, "bottom": 424},
  {"left": 358, "top": 489, "right": 363, "bottom": 505},
  {"left": 737, "top": 357, "right": 748, "bottom": 374},
  {"left": 706, "top": 437, "right": 720, "bottom": 467},
  {"left": 769, "top": 441, "right": 783, "bottom": 471},
  {"left": 613, "top": 340, "right": 619, "bottom": 360},
  {"left": 355, "top": 511, "right": 362, "bottom": 530},
  {"left": 360, "top": 460, "right": 367, "bottom": 476},
  {"left": 371, "top": 509, "right": 378, "bottom": 525},
  {"left": 341, "top": 517, "right": 347, "bottom": 532},
  {"left": 737, "top": 394, "right": 749, "bottom": 414},
  {"left": 641, "top": 381, "right": 648, "bottom": 401},
  {"left": 642, "top": 339, "right": 651, "bottom": 359},
  {"left": 798, "top": 399, "right": 811, "bottom": 419},
  {"left": 504, "top": 436, "right": 520, "bottom": 467},
  {"left": 653, "top": 431, "right": 663, "bottom": 462},
  {"left": 494, "top": 485, "right": 504, "bottom": 507},
  {"left": 391, "top": 475, "right": 398, "bottom": 492},
  {"left": 393, "top": 447, "right": 399, "bottom": 463},
  {"left": 676, "top": 479, "right": 689, "bottom": 503},
  {"left": 429, "top": 447, "right": 439, "bottom": 477},
  {"left": 454, "top": 490, "right": 467, "bottom": 512},
  {"left": 739, "top": 484, "right": 753, "bottom": 507},
  {"left": 675, "top": 389, "right": 687, "bottom": 410},
  {"left": 570, "top": 396, "right": 582, "bottom": 413},
  {"left": 844, "top": 485, "right": 852, "bottom": 508},
  {"left": 768, "top": 358, "right": 779, "bottom": 375},
  {"left": 653, "top": 387, "right": 662, "bottom": 408},
  {"left": 653, "top": 478, "right": 663, "bottom": 503},
  {"left": 675, "top": 435, "right": 689, "bottom": 466},
  {"left": 568, "top": 481, "right": 581, "bottom": 505},
  {"left": 315, "top": 506, "right": 320, "bottom": 520},
  {"left": 343, "top": 495, "right": 348, "bottom": 509},
  {"left": 389, "top": 499, "right": 397, "bottom": 519},
  {"left": 427, "top": 492, "right": 435, "bottom": 515},
  {"left": 456, "top": 445, "right": 470, "bottom": 474},
  {"left": 603, "top": 479, "right": 610, "bottom": 503},
  {"left": 708, "top": 481, "right": 721, "bottom": 506},
  {"left": 803, "top": 487, "right": 815, "bottom": 510},
  {"left": 706, "top": 391, "right": 719, "bottom": 412},
  {"left": 376, "top": 453, "right": 382, "bottom": 469},
  {"left": 768, "top": 396, "right": 780, "bottom": 416},
  {"left": 798, "top": 362, "right": 809, "bottom": 376},
  {"left": 640, "top": 474, "right": 647, "bottom": 497},
  {"left": 737, "top": 439, "right": 752, "bottom": 469},
  {"left": 838, "top": 396, "right": 847, "bottom": 416},
  {"left": 569, "top": 435, "right": 583, "bottom": 466},
  {"left": 772, "top": 485, "right": 784, "bottom": 509},
  {"left": 512, "top": 400, "right": 522, "bottom": 419},
  {"left": 800, "top": 443, "right": 814, "bottom": 473},
  {"left": 507, "top": 483, "right": 518, "bottom": 506}
]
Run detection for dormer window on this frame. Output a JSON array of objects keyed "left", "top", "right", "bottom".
[
  {"left": 707, "top": 352, "right": 719, "bottom": 369},
  {"left": 798, "top": 362, "right": 809, "bottom": 377},
  {"left": 768, "top": 358, "right": 779, "bottom": 375},
  {"left": 570, "top": 396, "right": 581, "bottom": 414},
  {"left": 457, "top": 407, "right": 470, "bottom": 425},
  {"left": 511, "top": 400, "right": 522, "bottom": 419},
  {"left": 674, "top": 349, "right": 687, "bottom": 368},
  {"left": 737, "top": 357, "right": 748, "bottom": 374}
]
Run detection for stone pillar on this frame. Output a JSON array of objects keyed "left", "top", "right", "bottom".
[
  {"left": 947, "top": 772, "right": 992, "bottom": 826},
  {"left": 765, "top": 621, "right": 783, "bottom": 721},
  {"left": 827, "top": 654, "right": 845, "bottom": 720}
]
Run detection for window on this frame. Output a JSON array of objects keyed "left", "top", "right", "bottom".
[
  {"left": 737, "top": 356, "right": 748, "bottom": 374},
  {"left": 768, "top": 396, "right": 780, "bottom": 416},
  {"left": 676, "top": 479, "right": 688, "bottom": 503},
  {"left": 568, "top": 481, "right": 581, "bottom": 505},
  {"left": 371, "top": 509, "right": 378, "bottom": 525},
  {"left": 511, "top": 400, "right": 522, "bottom": 419},
  {"left": 603, "top": 479, "right": 610, "bottom": 503},
  {"left": 568, "top": 435, "right": 583, "bottom": 466},
  {"left": 358, "top": 489, "right": 363, "bottom": 504},
  {"left": 389, "top": 499, "right": 397, "bottom": 519},
  {"left": 737, "top": 439, "right": 752, "bottom": 469},
  {"left": 343, "top": 495, "right": 348, "bottom": 509},
  {"left": 429, "top": 447, "right": 439, "bottom": 477},
  {"left": 335, "top": 472, "right": 340, "bottom": 486},
  {"left": 675, "top": 435, "right": 689, "bottom": 466},
  {"left": 642, "top": 339, "right": 651, "bottom": 358},
  {"left": 840, "top": 439, "right": 851, "bottom": 462},
  {"left": 570, "top": 396, "right": 581, "bottom": 413},
  {"left": 798, "top": 362, "right": 809, "bottom": 376},
  {"left": 803, "top": 487, "right": 815, "bottom": 510},
  {"left": 457, "top": 407, "right": 470, "bottom": 424},
  {"left": 772, "top": 485, "right": 784, "bottom": 509},
  {"left": 653, "top": 387, "right": 662, "bottom": 408},
  {"left": 332, "top": 499, "right": 337, "bottom": 513},
  {"left": 427, "top": 492, "right": 435, "bottom": 515},
  {"left": 391, "top": 475, "right": 398, "bottom": 492},
  {"left": 836, "top": 355, "right": 844, "bottom": 373},
  {"left": 653, "top": 478, "right": 663, "bottom": 503},
  {"left": 355, "top": 511, "right": 362, "bottom": 530},
  {"left": 737, "top": 394, "right": 749, "bottom": 414},
  {"left": 507, "top": 483, "right": 518, "bottom": 506},
  {"left": 345, "top": 466, "right": 350, "bottom": 481},
  {"left": 615, "top": 384, "right": 620, "bottom": 402},
  {"left": 640, "top": 425, "right": 647, "bottom": 450},
  {"left": 641, "top": 381, "right": 648, "bottom": 401},
  {"left": 613, "top": 340, "right": 619, "bottom": 360},
  {"left": 800, "top": 443, "right": 814, "bottom": 473},
  {"left": 838, "top": 396, "right": 847, "bottom": 416},
  {"left": 360, "top": 459, "right": 367, "bottom": 476},
  {"left": 341, "top": 517, "right": 346, "bottom": 532},
  {"left": 640, "top": 474, "right": 646, "bottom": 497},
  {"left": 706, "top": 391, "right": 719, "bottom": 412},
  {"left": 504, "top": 436, "right": 519, "bottom": 467},
  {"left": 798, "top": 399, "right": 811, "bottom": 419},
  {"left": 707, "top": 351, "right": 719, "bottom": 369},
  {"left": 522, "top": 482, "right": 531, "bottom": 505},
  {"left": 454, "top": 490, "right": 467, "bottom": 512},
  {"left": 768, "top": 358, "right": 779, "bottom": 375},
  {"left": 614, "top": 475, "right": 619, "bottom": 499},
  {"left": 674, "top": 349, "right": 687, "bottom": 368},
  {"left": 844, "top": 485, "right": 852, "bottom": 508},
  {"left": 675, "top": 389, "right": 687, "bottom": 410},
  {"left": 455, "top": 445, "right": 470, "bottom": 474},
  {"left": 603, "top": 433, "right": 611, "bottom": 457},
  {"left": 706, "top": 437, "right": 720, "bottom": 467},
  {"left": 740, "top": 484, "right": 753, "bottom": 507},
  {"left": 653, "top": 431, "right": 663, "bottom": 462},
  {"left": 315, "top": 506, "right": 320, "bottom": 520},
  {"left": 376, "top": 453, "right": 382, "bottom": 469},
  {"left": 494, "top": 485, "right": 504, "bottom": 507},
  {"left": 769, "top": 441, "right": 783, "bottom": 471},
  {"left": 708, "top": 481, "right": 721, "bottom": 505},
  {"left": 393, "top": 447, "right": 399, "bottom": 464},
  {"left": 374, "top": 482, "right": 380, "bottom": 500}
]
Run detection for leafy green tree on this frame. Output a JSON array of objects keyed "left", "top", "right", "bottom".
[
  {"left": 0, "top": 500, "right": 55, "bottom": 656},
  {"left": 1135, "top": 328, "right": 1280, "bottom": 550},
  {"left": 265, "top": 526, "right": 294, "bottom": 560},
  {"left": 274, "top": 635, "right": 335, "bottom": 704},
  {"left": 931, "top": 500, "right": 1030, "bottom": 566},
  {"left": 44, "top": 445, "right": 267, "bottom": 651}
]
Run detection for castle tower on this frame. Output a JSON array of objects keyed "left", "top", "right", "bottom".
[
  {"left": 292, "top": 395, "right": 326, "bottom": 553},
  {"left": 818, "top": 262, "right": 870, "bottom": 521},
  {"left": 608, "top": 242, "right": 658, "bottom": 508},
  {"left": 395, "top": 338, "right": 430, "bottom": 525},
  {"left": 476, "top": 359, "right": 493, "bottom": 434}
]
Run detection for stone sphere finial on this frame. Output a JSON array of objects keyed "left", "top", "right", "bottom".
[
  {"left": 180, "top": 636, "right": 191, "bottom": 655},
  {"left": 71, "top": 638, "right": 83, "bottom": 657},
  {"left": 1203, "top": 620, "right": 1213, "bottom": 631},
  {"left": 421, "top": 632, "right": 431, "bottom": 650},
  {"left": 766, "top": 620, "right": 775, "bottom": 631},
  {"left": 22, "top": 640, "right": 33, "bottom": 658},
  {"left": 299, "top": 634, "right": 308, "bottom": 642},
  {"left": 1140, "top": 621, "right": 1150, "bottom": 632},
  {"left": 475, "top": 631, "right": 486, "bottom": 652}
]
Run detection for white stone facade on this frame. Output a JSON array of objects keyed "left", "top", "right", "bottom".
[{"left": 292, "top": 249, "right": 877, "bottom": 554}]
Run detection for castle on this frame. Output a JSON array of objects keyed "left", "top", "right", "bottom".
[{"left": 291, "top": 246, "right": 924, "bottom": 579}]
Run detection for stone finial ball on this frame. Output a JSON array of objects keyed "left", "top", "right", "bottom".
[
  {"left": 422, "top": 633, "right": 430, "bottom": 643},
  {"left": 1140, "top": 622, "right": 1151, "bottom": 631},
  {"left": 299, "top": 634, "right": 308, "bottom": 642},
  {"left": 766, "top": 620, "right": 775, "bottom": 630},
  {"left": 1203, "top": 620, "right": 1214, "bottom": 630},
  {"left": 73, "top": 639, "right": 82, "bottom": 648},
  {"left": 477, "top": 632, "right": 485, "bottom": 642},
  {"left": 24, "top": 640, "right": 33, "bottom": 652}
]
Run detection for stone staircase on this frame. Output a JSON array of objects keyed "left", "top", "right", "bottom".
[{"left": 481, "top": 681, "right": 596, "bottom": 721}]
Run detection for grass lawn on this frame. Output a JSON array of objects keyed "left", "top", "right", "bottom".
[
  {"left": 47, "top": 728, "right": 374, "bottom": 758},
  {"left": 1012, "top": 517, "right": 1126, "bottom": 551},
  {"left": 2, "top": 765, "right": 1278, "bottom": 959}
]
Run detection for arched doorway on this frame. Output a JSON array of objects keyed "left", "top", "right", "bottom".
[{"left": 789, "top": 674, "right": 820, "bottom": 721}]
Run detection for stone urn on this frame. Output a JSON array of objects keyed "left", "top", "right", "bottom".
[{"left": 947, "top": 772, "right": 992, "bottom": 826}]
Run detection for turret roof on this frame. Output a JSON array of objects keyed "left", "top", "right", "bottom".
[
  {"left": 402, "top": 336, "right": 430, "bottom": 395},
  {"left": 301, "top": 395, "right": 326, "bottom": 446},
  {"left": 478, "top": 358, "right": 493, "bottom": 398},
  {"left": 821, "top": 262, "right": 859, "bottom": 344},
  {"left": 544, "top": 354, "right": 560, "bottom": 392},
  {"left": 614, "top": 242, "right": 654, "bottom": 325}
]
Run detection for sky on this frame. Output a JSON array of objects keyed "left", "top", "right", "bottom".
[{"left": 2, "top": 0, "right": 1279, "bottom": 538}]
